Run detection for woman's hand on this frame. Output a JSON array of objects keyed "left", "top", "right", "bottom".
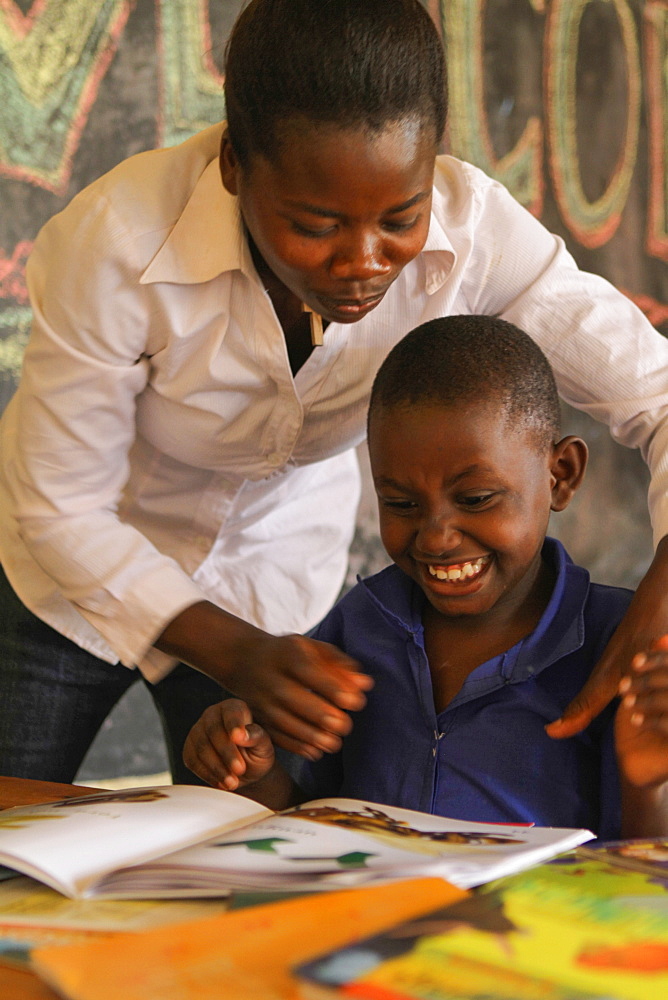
[
  {"left": 546, "top": 535, "right": 668, "bottom": 740},
  {"left": 156, "top": 601, "right": 373, "bottom": 758},
  {"left": 615, "top": 638, "right": 668, "bottom": 837},
  {"left": 616, "top": 638, "right": 668, "bottom": 788}
]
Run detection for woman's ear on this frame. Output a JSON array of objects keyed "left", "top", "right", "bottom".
[
  {"left": 549, "top": 436, "right": 588, "bottom": 512},
  {"left": 219, "top": 130, "right": 241, "bottom": 196}
]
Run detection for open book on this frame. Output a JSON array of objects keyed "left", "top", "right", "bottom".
[{"left": 0, "top": 784, "right": 593, "bottom": 899}]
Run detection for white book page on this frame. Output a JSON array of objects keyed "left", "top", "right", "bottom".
[{"left": 0, "top": 785, "right": 271, "bottom": 897}]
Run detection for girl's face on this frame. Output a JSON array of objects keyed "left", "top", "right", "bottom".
[
  {"left": 369, "top": 401, "right": 558, "bottom": 626},
  {"left": 220, "top": 119, "right": 437, "bottom": 324}
]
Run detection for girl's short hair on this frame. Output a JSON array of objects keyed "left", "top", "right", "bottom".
[
  {"left": 369, "top": 316, "right": 562, "bottom": 449},
  {"left": 224, "top": 0, "right": 447, "bottom": 167}
]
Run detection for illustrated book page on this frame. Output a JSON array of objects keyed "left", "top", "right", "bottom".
[
  {"left": 0, "top": 788, "right": 593, "bottom": 899},
  {"left": 107, "top": 797, "right": 593, "bottom": 897}
]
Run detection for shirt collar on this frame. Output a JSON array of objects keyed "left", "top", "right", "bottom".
[
  {"left": 421, "top": 182, "right": 457, "bottom": 294},
  {"left": 359, "top": 538, "right": 590, "bottom": 681},
  {"left": 140, "top": 157, "right": 456, "bottom": 290},
  {"left": 140, "top": 157, "right": 255, "bottom": 286}
]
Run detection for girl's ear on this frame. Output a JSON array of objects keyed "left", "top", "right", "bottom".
[
  {"left": 219, "top": 131, "right": 241, "bottom": 196},
  {"left": 549, "top": 436, "right": 588, "bottom": 512}
]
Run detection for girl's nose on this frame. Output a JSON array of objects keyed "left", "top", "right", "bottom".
[{"left": 415, "top": 516, "right": 464, "bottom": 557}]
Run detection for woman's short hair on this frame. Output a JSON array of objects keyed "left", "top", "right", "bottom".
[{"left": 224, "top": 0, "right": 447, "bottom": 167}]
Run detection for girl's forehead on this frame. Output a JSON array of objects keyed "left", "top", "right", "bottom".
[{"left": 369, "top": 400, "right": 540, "bottom": 455}]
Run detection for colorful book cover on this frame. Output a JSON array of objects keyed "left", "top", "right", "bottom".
[{"left": 296, "top": 856, "right": 668, "bottom": 1000}]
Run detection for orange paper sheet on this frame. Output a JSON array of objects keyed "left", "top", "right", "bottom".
[{"left": 32, "top": 878, "right": 465, "bottom": 1000}]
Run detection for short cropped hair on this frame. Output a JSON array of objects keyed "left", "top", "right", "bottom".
[
  {"left": 369, "top": 316, "right": 562, "bottom": 449},
  {"left": 224, "top": 0, "right": 447, "bottom": 168}
]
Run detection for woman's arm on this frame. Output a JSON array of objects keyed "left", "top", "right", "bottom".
[
  {"left": 156, "top": 601, "right": 372, "bottom": 757},
  {"left": 5, "top": 166, "right": 372, "bottom": 757},
  {"left": 449, "top": 160, "right": 668, "bottom": 735}
]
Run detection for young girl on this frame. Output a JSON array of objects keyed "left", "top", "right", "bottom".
[
  {"left": 184, "top": 318, "right": 668, "bottom": 838},
  {"left": 1, "top": 0, "right": 668, "bottom": 783}
]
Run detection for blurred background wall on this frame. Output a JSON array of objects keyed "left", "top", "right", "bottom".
[{"left": 0, "top": 0, "right": 665, "bottom": 780}]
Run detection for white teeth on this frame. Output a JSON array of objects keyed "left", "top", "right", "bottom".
[{"left": 428, "top": 557, "right": 486, "bottom": 582}]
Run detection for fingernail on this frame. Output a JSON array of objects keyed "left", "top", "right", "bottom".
[
  {"left": 338, "top": 691, "right": 365, "bottom": 709},
  {"left": 356, "top": 675, "right": 374, "bottom": 689},
  {"left": 632, "top": 653, "right": 648, "bottom": 670},
  {"left": 622, "top": 693, "right": 636, "bottom": 708},
  {"left": 317, "top": 734, "right": 341, "bottom": 753},
  {"left": 631, "top": 711, "right": 644, "bottom": 726},
  {"left": 618, "top": 677, "right": 631, "bottom": 694}
]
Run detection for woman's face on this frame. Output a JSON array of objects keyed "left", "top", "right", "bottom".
[{"left": 220, "top": 119, "right": 437, "bottom": 324}]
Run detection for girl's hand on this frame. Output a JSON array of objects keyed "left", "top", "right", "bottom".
[{"left": 183, "top": 698, "right": 275, "bottom": 791}]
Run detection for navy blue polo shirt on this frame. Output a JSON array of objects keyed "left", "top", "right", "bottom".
[{"left": 296, "top": 538, "right": 632, "bottom": 839}]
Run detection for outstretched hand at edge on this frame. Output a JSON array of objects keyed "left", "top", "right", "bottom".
[{"left": 546, "top": 535, "right": 668, "bottom": 740}]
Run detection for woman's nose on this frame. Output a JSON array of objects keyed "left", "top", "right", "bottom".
[{"left": 328, "top": 230, "right": 392, "bottom": 280}]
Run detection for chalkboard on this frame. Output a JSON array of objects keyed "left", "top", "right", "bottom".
[{"left": 0, "top": 1, "right": 663, "bottom": 779}]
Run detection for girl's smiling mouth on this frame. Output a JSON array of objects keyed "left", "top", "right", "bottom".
[{"left": 425, "top": 554, "right": 491, "bottom": 583}]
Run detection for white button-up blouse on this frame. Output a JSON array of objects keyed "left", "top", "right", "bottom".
[{"left": 2, "top": 123, "right": 668, "bottom": 680}]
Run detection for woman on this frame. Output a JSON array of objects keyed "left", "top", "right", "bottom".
[{"left": 1, "top": 0, "right": 667, "bottom": 782}]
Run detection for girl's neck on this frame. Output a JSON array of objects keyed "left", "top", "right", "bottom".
[{"left": 422, "top": 557, "right": 555, "bottom": 713}]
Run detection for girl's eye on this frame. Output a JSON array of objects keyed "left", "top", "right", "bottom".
[
  {"left": 459, "top": 493, "right": 495, "bottom": 509},
  {"left": 379, "top": 498, "right": 417, "bottom": 513}
]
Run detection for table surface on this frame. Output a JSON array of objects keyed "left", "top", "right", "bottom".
[{"left": 0, "top": 776, "right": 105, "bottom": 1000}]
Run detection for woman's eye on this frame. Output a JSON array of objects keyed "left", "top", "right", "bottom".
[
  {"left": 383, "top": 217, "right": 419, "bottom": 233},
  {"left": 292, "top": 222, "right": 336, "bottom": 238}
]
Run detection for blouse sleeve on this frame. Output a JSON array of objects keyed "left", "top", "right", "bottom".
[
  {"left": 450, "top": 161, "right": 668, "bottom": 547},
  {"left": 1, "top": 189, "right": 206, "bottom": 667}
]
